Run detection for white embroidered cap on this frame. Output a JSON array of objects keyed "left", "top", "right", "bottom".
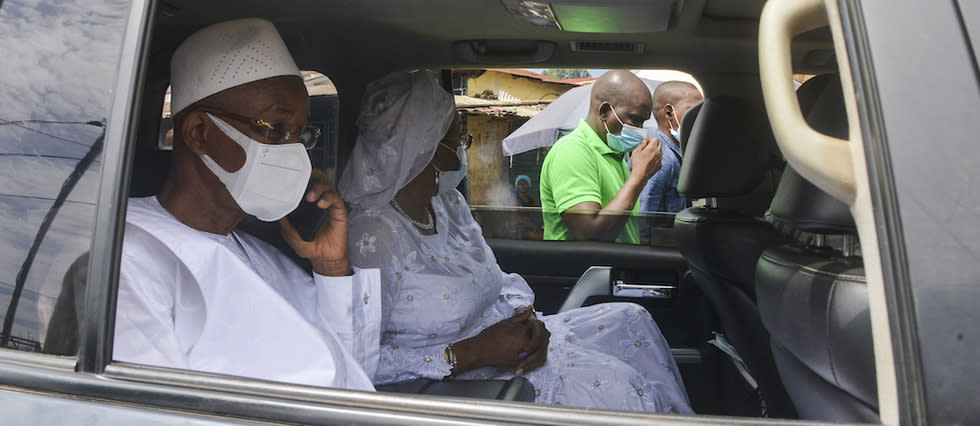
[{"left": 170, "top": 18, "right": 302, "bottom": 115}]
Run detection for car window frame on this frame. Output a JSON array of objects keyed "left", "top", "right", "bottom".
[
  {"left": 0, "top": 0, "right": 910, "bottom": 424},
  {"left": 74, "top": 0, "right": 156, "bottom": 375},
  {"left": 836, "top": 0, "right": 979, "bottom": 423}
]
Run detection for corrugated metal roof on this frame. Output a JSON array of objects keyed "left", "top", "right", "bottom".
[
  {"left": 561, "top": 77, "right": 596, "bottom": 85},
  {"left": 491, "top": 68, "right": 577, "bottom": 86},
  {"left": 455, "top": 95, "right": 549, "bottom": 118},
  {"left": 454, "top": 95, "right": 550, "bottom": 108}
]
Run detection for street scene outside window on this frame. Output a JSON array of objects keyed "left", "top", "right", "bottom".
[
  {"left": 457, "top": 69, "right": 819, "bottom": 247},
  {"left": 454, "top": 68, "right": 704, "bottom": 247}
]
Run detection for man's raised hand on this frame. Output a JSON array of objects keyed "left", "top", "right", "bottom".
[
  {"left": 630, "top": 138, "right": 663, "bottom": 181},
  {"left": 279, "top": 169, "right": 352, "bottom": 276}
]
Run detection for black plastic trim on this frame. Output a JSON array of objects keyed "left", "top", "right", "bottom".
[
  {"left": 836, "top": 0, "right": 928, "bottom": 424},
  {"left": 79, "top": 0, "right": 156, "bottom": 373}
]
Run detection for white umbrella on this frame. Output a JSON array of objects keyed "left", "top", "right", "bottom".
[
  {"left": 633, "top": 69, "right": 703, "bottom": 94},
  {"left": 501, "top": 79, "right": 662, "bottom": 156}
]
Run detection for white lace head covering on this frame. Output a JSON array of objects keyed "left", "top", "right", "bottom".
[
  {"left": 170, "top": 18, "right": 302, "bottom": 115},
  {"left": 339, "top": 69, "right": 455, "bottom": 209}
]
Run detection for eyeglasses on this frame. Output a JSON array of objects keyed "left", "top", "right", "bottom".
[{"left": 203, "top": 110, "right": 321, "bottom": 150}]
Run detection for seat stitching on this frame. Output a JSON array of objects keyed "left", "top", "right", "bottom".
[
  {"left": 760, "top": 253, "right": 866, "bottom": 282},
  {"left": 824, "top": 280, "right": 841, "bottom": 386}
]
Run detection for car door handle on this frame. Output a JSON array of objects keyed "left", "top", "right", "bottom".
[{"left": 612, "top": 280, "right": 677, "bottom": 299}]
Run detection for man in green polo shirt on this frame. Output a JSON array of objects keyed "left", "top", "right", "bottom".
[{"left": 540, "top": 70, "right": 663, "bottom": 244}]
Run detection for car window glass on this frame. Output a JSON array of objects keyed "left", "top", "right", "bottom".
[
  {"left": 453, "top": 69, "right": 702, "bottom": 246},
  {"left": 956, "top": 0, "right": 980, "bottom": 68},
  {"left": 0, "top": 0, "right": 131, "bottom": 355}
]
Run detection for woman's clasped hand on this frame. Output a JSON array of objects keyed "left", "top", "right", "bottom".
[{"left": 454, "top": 306, "right": 551, "bottom": 376}]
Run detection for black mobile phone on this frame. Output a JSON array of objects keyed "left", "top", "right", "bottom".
[{"left": 286, "top": 198, "right": 330, "bottom": 242}]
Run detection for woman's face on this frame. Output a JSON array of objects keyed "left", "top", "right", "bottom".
[
  {"left": 517, "top": 180, "right": 529, "bottom": 193},
  {"left": 432, "top": 115, "right": 463, "bottom": 171}
]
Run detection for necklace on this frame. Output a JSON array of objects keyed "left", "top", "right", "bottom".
[{"left": 390, "top": 198, "right": 434, "bottom": 231}]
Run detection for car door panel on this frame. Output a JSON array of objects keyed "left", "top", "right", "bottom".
[
  {"left": 488, "top": 237, "right": 721, "bottom": 414},
  {"left": 488, "top": 237, "right": 708, "bottom": 342}
]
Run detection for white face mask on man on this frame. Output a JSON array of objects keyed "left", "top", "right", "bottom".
[
  {"left": 200, "top": 113, "right": 313, "bottom": 222},
  {"left": 667, "top": 107, "right": 682, "bottom": 142}
]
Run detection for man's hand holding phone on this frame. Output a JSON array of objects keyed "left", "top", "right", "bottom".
[{"left": 279, "top": 169, "right": 352, "bottom": 276}]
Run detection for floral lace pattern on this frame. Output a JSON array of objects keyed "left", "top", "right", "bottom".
[{"left": 348, "top": 189, "right": 692, "bottom": 413}]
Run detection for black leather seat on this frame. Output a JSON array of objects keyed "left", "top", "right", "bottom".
[
  {"left": 678, "top": 98, "right": 783, "bottom": 219},
  {"left": 673, "top": 96, "right": 794, "bottom": 417},
  {"left": 756, "top": 167, "right": 876, "bottom": 422},
  {"left": 755, "top": 74, "right": 878, "bottom": 422}
]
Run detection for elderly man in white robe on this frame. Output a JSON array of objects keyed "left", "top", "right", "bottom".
[{"left": 113, "top": 18, "right": 381, "bottom": 391}]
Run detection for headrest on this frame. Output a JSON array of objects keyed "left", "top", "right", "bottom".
[
  {"left": 678, "top": 99, "right": 703, "bottom": 156},
  {"left": 770, "top": 167, "right": 856, "bottom": 233},
  {"left": 796, "top": 74, "right": 848, "bottom": 140},
  {"left": 769, "top": 75, "right": 855, "bottom": 233},
  {"left": 677, "top": 96, "right": 776, "bottom": 198}
]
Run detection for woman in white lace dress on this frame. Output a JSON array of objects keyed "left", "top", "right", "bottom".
[{"left": 339, "top": 69, "right": 692, "bottom": 413}]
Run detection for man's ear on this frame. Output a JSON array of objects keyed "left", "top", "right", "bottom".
[
  {"left": 598, "top": 102, "right": 612, "bottom": 120},
  {"left": 177, "top": 110, "right": 210, "bottom": 155}
]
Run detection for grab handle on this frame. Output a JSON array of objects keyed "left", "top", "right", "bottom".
[{"left": 759, "top": 0, "right": 855, "bottom": 204}]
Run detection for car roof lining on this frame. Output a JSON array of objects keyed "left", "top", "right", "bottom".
[
  {"left": 149, "top": 0, "right": 836, "bottom": 79},
  {"left": 141, "top": 0, "right": 836, "bottom": 160}
]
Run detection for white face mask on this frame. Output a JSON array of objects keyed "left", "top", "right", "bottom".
[
  {"left": 434, "top": 143, "right": 468, "bottom": 195},
  {"left": 667, "top": 107, "right": 681, "bottom": 142},
  {"left": 201, "top": 113, "right": 312, "bottom": 222}
]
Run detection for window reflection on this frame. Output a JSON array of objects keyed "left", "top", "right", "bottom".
[{"left": 0, "top": 0, "right": 131, "bottom": 353}]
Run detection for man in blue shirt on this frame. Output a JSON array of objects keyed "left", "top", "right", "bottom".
[{"left": 637, "top": 81, "right": 703, "bottom": 230}]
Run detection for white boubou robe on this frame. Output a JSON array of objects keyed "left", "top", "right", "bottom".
[{"left": 113, "top": 196, "right": 381, "bottom": 391}]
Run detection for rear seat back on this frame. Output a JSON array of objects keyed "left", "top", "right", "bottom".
[
  {"left": 674, "top": 95, "right": 796, "bottom": 418},
  {"left": 755, "top": 74, "right": 878, "bottom": 422},
  {"left": 756, "top": 167, "right": 876, "bottom": 422}
]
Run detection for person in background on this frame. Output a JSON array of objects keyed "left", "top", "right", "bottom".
[
  {"left": 539, "top": 70, "right": 663, "bottom": 244},
  {"left": 512, "top": 174, "right": 542, "bottom": 239},
  {"left": 514, "top": 175, "right": 538, "bottom": 207},
  {"left": 637, "top": 81, "right": 704, "bottom": 221},
  {"left": 341, "top": 69, "right": 692, "bottom": 413}
]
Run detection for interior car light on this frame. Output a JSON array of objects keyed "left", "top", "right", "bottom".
[{"left": 499, "top": 0, "right": 562, "bottom": 30}]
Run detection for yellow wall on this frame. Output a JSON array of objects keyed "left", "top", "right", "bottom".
[
  {"left": 466, "top": 71, "right": 573, "bottom": 102},
  {"left": 463, "top": 114, "right": 514, "bottom": 206}
]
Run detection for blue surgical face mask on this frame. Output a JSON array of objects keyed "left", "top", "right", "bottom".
[{"left": 604, "top": 106, "right": 647, "bottom": 153}]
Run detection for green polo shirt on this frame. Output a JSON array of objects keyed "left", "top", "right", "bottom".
[{"left": 539, "top": 120, "right": 639, "bottom": 244}]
